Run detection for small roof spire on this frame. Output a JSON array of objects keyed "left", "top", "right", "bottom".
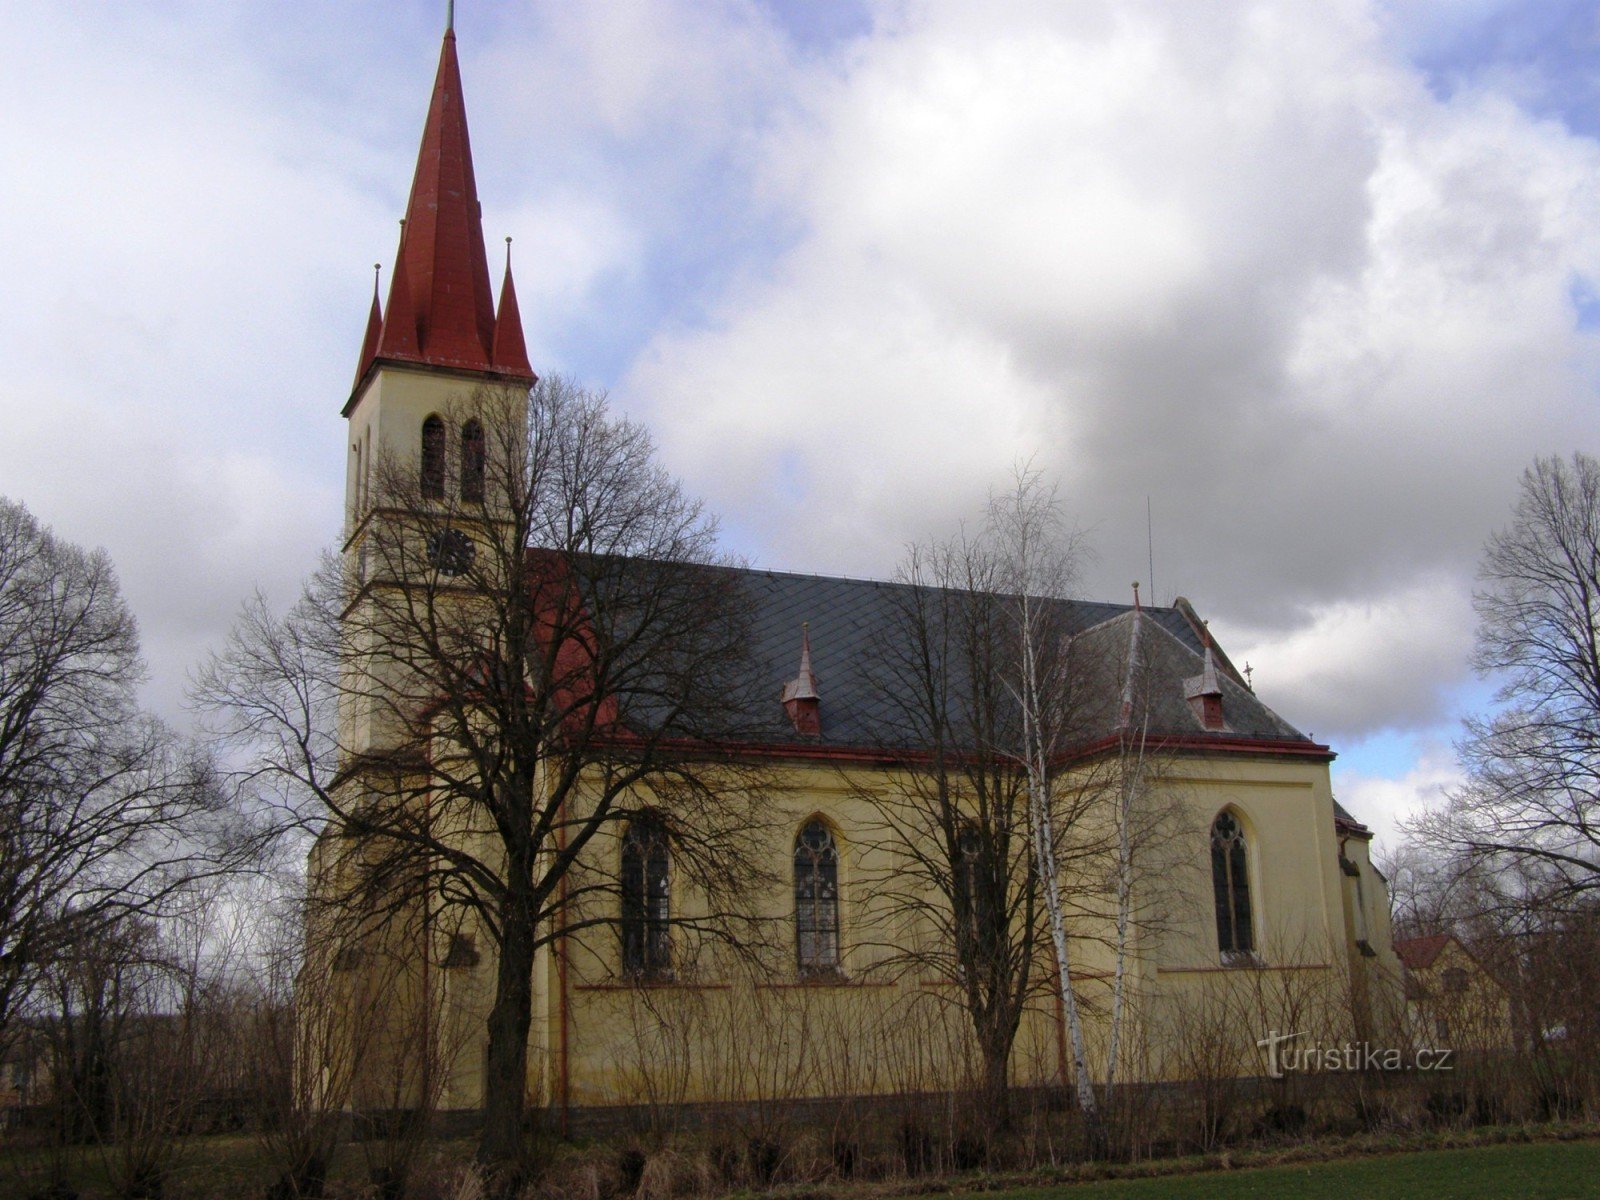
[
  {"left": 352, "top": 263, "right": 385, "bottom": 392},
  {"left": 781, "top": 622, "right": 822, "bottom": 736},
  {"left": 1184, "top": 619, "right": 1226, "bottom": 730},
  {"left": 783, "top": 622, "right": 820, "bottom": 702},
  {"left": 492, "top": 236, "right": 535, "bottom": 378}
]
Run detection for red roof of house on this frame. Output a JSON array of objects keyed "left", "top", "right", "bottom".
[
  {"left": 1393, "top": 933, "right": 1452, "bottom": 971},
  {"left": 350, "top": 28, "right": 536, "bottom": 410}
]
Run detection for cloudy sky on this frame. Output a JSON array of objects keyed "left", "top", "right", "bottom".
[{"left": 3, "top": 0, "right": 1597, "bottom": 848}]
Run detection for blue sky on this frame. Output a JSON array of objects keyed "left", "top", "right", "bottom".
[{"left": 1, "top": 0, "right": 1597, "bottom": 851}]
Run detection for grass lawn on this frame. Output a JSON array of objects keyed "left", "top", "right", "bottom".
[{"left": 996, "top": 1140, "right": 1600, "bottom": 1199}]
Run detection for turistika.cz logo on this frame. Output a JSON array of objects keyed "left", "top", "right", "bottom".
[{"left": 1256, "top": 1029, "right": 1455, "bottom": 1078}]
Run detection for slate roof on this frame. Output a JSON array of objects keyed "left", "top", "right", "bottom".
[{"left": 713, "top": 565, "right": 1324, "bottom": 760}]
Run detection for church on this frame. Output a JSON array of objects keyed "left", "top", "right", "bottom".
[{"left": 312, "top": 18, "right": 1405, "bottom": 1129}]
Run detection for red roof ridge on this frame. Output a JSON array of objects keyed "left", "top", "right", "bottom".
[{"left": 1393, "top": 932, "right": 1452, "bottom": 970}]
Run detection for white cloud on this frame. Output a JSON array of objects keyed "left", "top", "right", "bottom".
[
  {"left": 1337, "top": 740, "right": 1464, "bottom": 852},
  {"left": 622, "top": 0, "right": 1600, "bottom": 742},
  {"left": 4, "top": 0, "right": 1599, "bottom": 772},
  {"left": 1217, "top": 574, "right": 1474, "bottom": 740}
]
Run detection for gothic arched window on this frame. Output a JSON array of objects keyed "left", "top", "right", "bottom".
[
  {"left": 1211, "top": 811, "right": 1254, "bottom": 958},
  {"left": 621, "top": 816, "right": 671, "bottom": 980},
  {"left": 420, "top": 415, "right": 446, "bottom": 500},
  {"left": 795, "top": 819, "right": 840, "bottom": 976},
  {"left": 460, "top": 419, "right": 485, "bottom": 503}
]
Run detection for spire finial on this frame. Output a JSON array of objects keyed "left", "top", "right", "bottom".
[
  {"left": 372, "top": 262, "right": 381, "bottom": 300},
  {"left": 1131, "top": 581, "right": 1141, "bottom": 612},
  {"left": 446, "top": 0, "right": 455, "bottom": 33},
  {"left": 504, "top": 235, "right": 513, "bottom": 270}
]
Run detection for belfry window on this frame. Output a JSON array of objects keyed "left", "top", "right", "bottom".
[
  {"left": 460, "top": 419, "right": 485, "bottom": 503},
  {"left": 795, "top": 819, "right": 841, "bottom": 976},
  {"left": 620, "top": 816, "right": 671, "bottom": 980},
  {"left": 1211, "top": 811, "right": 1254, "bottom": 958},
  {"left": 421, "top": 415, "right": 446, "bottom": 499}
]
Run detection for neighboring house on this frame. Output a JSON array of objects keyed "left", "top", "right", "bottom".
[
  {"left": 307, "top": 20, "right": 1406, "bottom": 1118},
  {"left": 1395, "top": 933, "right": 1514, "bottom": 1052},
  {"left": 0, "top": 1026, "right": 50, "bottom": 1127}
]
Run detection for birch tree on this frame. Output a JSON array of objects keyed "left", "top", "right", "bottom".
[{"left": 985, "top": 468, "right": 1101, "bottom": 1119}]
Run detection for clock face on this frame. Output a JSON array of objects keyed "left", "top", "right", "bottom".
[{"left": 426, "top": 528, "right": 477, "bottom": 577}]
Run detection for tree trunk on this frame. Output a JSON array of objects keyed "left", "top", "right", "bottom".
[
  {"left": 477, "top": 895, "right": 535, "bottom": 1182},
  {"left": 979, "top": 1021, "right": 1013, "bottom": 1130}
]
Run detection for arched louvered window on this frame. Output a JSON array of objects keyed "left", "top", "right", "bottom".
[
  {"left": 621, "top": 816, "right": 671, "bottom": 979},
  {"left": 420, "top": 415, "right": 446, "bottom": 500},
  {"left": 795, "top": 819, "right": 840, "bottom": 976},
  {"left": 460, "top": 419, "right": 485, "bottom": 503},
  {"left": 1211, "top": 811, "right": 1254, "bottom": 958}
]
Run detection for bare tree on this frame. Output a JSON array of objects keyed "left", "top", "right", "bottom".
[
  {"left": 855, "top": 471, "right": 1184, "bottom": 1136},
  {"left": 853, "top": 536, "right": 1043, "bottom": 1126},
  {"left": 195, "top": 378, "right": 770, "bottom": 1182},
  {"left": 1425, "top": 453, "right": 1600, "bottom": 905},
  {"left": 0, "top": 498, "right": 230, "bottom": 1064}
]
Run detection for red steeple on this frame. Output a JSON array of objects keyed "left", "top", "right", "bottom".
[
  {"left": 352, "top": 263, "right": 384, "bottom": 392},
  {"left": 349, "top": 25, "right": 536, "bottom": 411},
  {"left": 492, "top": 238, "right": 534, "bottom": 378}
]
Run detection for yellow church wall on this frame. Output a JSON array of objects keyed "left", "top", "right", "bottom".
[
  {"left": 309, "top": 740, "right": 1399, "bottom": 1115},
  {"left": 382, "top": 750, "right": 1392, "bottom": 1113}
]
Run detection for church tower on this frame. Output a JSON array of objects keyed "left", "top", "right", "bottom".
[
  {"left": 317, "top": 15, "right": 549, "bottom": 1117},
  {"left": 339, "top": 16, "right": 537, "bottom": 756},
  {"left": 342, "top": 17, "right": 536, "bottom": 565}
]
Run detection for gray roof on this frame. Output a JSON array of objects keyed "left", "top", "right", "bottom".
[{"left": 719, "top": 566, "right": 1319, "bottom": 757}]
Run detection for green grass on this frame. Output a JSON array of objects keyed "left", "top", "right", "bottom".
[
  {"left": 993, "top": 1140, "right": 1600, "bottom": 1199},
  {"left": 3, "top": 1131, "right": 1597, "bottom": 1200}
]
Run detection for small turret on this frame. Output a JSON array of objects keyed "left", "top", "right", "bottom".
[{"left": 781, "top": 623, "right": 822, "bottom": 737}]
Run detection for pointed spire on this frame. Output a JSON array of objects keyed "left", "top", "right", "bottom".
[
  {"left": 346, "top": 21, "right": 536, "bottom": 415},
  {"left": 785, "top": 623, "right": 820, "bottom": 701},
  {"left": 396, "top": 26, "right": 496, "bottom": 368},
  {"left": 492, "top": 237, "right": 536, "bottom": 379},
  {"left": 781, "top": 623, "right": 822, "bottom": 735},
  {"left": 1185, "top": 620, "right": 1226, "bottom": 730},
  {"left": 378, "top": 248, "right": 420, "bottom": 358},
  {"left": 1199, "top": 626, "right": 1221, "bottom": 695},
  {"left": 353, "top": 263, "right": 384, "bottom": 392}
]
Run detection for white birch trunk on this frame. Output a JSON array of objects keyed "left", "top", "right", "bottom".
[
  {"left": 1017, "top": 587, "right": 1098, "bottom": 1117},
  {"left": 1105, "top": 719, "right": 1145, "bottom": 1091}
]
